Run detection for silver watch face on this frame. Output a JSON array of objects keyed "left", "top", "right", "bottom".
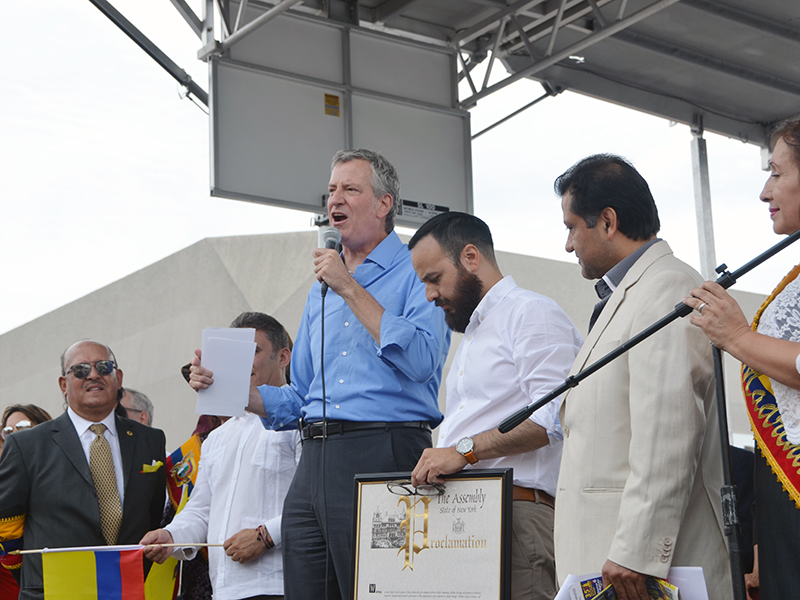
[{"left": 456, "top": 437, "right": 473, "bottom": 454}]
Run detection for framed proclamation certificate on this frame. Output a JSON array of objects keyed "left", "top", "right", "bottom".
[{"left": 351, "top": 469, "right": 512, "bottom": 600}]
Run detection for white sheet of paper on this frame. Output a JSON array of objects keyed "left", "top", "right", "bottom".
[
  {"left": 553, "top": 573, "right": 596, "bottom": 600},
  {"left": 666, "top": 566, "right": 709, "bottom": 600},
  {"left": 555, "top": 567, "right": 708, "bottom": 600},
  {"left": 196, "top": 328, "right": 256, "bottom": 418},
  {"left": 201, "top": 327, "right": 255, "bottom": 347}
]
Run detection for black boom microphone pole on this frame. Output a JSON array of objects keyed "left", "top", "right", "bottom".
[
  {"left": 498, "top": 228, "right": 800, "bottom": 433},
  {"left": 497, "top": 228, "right": 800, "bottom": 600}
]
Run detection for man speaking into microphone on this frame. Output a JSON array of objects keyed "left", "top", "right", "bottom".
[{"left": 191, "top": 149, "right": 450, "bottom": 600}]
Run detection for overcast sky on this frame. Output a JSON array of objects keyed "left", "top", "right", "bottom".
[{"left": 1, "top": 0, "right": 791, "bottom": 336}]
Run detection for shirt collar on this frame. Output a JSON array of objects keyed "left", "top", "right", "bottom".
[
  {"left": 360, "top": 231, "right": 403, "bottom": 270},
  {"left": 596, "top": 237, "right": 661, "bottom": 299},
  {"left": 470, "top": 275, "right": 516, "bottom": 328},
  {"left": 67, "top": 405, "right": 119, "bottom": 438}
]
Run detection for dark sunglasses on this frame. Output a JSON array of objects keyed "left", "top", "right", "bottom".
[{"left": 65, "top": 360, "right": 117, "bottom": 378}]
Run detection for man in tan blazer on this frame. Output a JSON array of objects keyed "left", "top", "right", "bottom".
[{"left": 552, "top": 154, "right": 731, "bottom": 600}]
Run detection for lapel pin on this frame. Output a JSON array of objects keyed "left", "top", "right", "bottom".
[{"left": 127, "top": 431, "right": 133, "bottom": 436}]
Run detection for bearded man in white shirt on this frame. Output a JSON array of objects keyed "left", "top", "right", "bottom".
[
  {"left": 409, "top": 212, "right": 582, "bottom": 600},
  {"left": 142, "top": 312, "right": 301, "bottom": 600}
]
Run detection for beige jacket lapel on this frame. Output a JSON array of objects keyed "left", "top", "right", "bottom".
[{"left": 568, "top": 240, "right": 673, "bottom": 376}]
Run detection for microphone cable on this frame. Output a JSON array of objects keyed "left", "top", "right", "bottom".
[
  {"left": 320, "top": 287, "right": 331, "bottom": 600},
  {"left": 318, "top": 227, "right": 340, "bottom": 600}
]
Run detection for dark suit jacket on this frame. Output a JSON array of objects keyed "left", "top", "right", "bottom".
[{"left": 0, "top": 411, "right": 166, "bottom": 600}]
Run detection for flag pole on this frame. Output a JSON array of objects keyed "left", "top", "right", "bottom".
[{"left": 11, "top": 542, "right": 224, "bottom": 555}]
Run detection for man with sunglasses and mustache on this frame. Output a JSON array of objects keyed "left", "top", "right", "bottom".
[{"left": 0, "top": 340, "right": 166, "bottom": 600}]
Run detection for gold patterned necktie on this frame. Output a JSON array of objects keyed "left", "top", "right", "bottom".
[{"left": 89, "top": 423, "right": 122, "bottom": 545}]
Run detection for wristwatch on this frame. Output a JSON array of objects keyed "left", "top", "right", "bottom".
[{"left": 456, "top": 437, "right": 478, "bottom": 465}]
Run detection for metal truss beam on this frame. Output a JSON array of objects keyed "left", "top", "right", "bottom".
[
  {"left": 458, "top": 51, "right": 479, "bottom": 93},
  {"left": 234, "top": 0, "right": 251, "bottom": 32},
  {"left": 218, "top": 0, "right": 304, "bottom": 53},
  {"left": 454, "top": 0, "right": 615, "bottom": 94},
  {"left": 88, "top": 0, "right": 209, "bottom": 106},
  {"left": 169, "top": 0, "right": 204, "bottom": 38},
  {"left": 545, "top": 0, "right": 568, "bottom": 56},
  {"left": 454, "top": 0, "right": 547, "bottom": 47},
  {"left": 459, "top": 0, "right": 679, "bottom": 108},
  {"left": 456, "top": 0, "right": 800, "bottom": 110},
  {"left": 488, "top": 0, "right": 615, "bottom": 60},
  {"left": 522, "top": 6, "right": 800, "bottom": 100},
  {"left": 510, "top": 13, "right": 540, "bottom": 60},
  {"left": 216, "top": 0, "right": 233, "bottom": 37},
  {"left": 472, "top": 82, "right": 559, "bottom": 138}
]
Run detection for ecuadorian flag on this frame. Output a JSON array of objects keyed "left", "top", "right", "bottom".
[
  {"left": 146, "top": 434, "right": 204, "bottom": 600},
  {"left": 43, "top": 546, "right": 144, "bottom": 600},
  {"left": 165, "top": 434, "right": 202, "bottom": 510}
]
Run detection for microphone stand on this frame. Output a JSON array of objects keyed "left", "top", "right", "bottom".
[
  {"left": 497, "top": 228, "right": 800, "bottom": 600},
  {"left": 711, "top": 343, "right": 746, "bottom": 600}
]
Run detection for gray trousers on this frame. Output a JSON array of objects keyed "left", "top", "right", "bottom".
[
  {"left": 281, "top": 426, "right": 431, "bottom": 600},
  {"left": 510, "top": 499, "right": 557, "bottom": 600}
]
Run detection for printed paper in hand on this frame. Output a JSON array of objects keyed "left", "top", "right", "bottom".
[{"left": 195, "top": 328, "right": 256, "bottom": 417}]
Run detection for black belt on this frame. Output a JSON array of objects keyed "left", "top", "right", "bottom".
[{"left": 300, "top": 420, "right": 431, "bottom": 440}]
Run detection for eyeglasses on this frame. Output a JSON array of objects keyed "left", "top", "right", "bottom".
[
  {"left": 65, "top": 360, "right": 117, "bottom": 379},
  {"left": 386, "top": 479, "right": 445, "bottom": 497},
  {"left": 2, "top": 420, "right": 32, "bottom": 439}
]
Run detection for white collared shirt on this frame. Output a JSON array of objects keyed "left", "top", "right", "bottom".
[
  {"left": 437, "top": 276, "right": 583, "bottom": 495},
  {"left": 166, "top": 412, "right": 301, "bottom": 599},
  {"left": 67, "top": 406, "right": 125, "bottom": 502}
]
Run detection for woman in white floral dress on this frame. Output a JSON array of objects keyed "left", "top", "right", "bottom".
[{"left": 685, "top": 120, "right": 800, "bottom": 600}]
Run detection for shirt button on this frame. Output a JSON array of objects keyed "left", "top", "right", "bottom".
[
  {"left": 344, "top": 322, "right": 350, "bottom": 327},
  {"left": 563, "top": 426, "right": 570, "bottom": 437},
  {"left": 335, "top": 405, "right": 340, "bottom": 409},
  {"left": 467, "top": 336, "right": 472, "bottom": 341},
  {"left": 342, "top": 351, "right": 347, "bottom": 356},
  {"left": 339, "top": 379, "right": 344, "bottom": 384},
  {"left": 458, "top": 404, "right": 464, "bottom": 410},
  {"left": 459, "top": 370, "right": 464, "bottom": 376}
]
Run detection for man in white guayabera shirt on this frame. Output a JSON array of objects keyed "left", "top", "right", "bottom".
[{"left": 142, "top": 312, "right": 300, "bottom": 600}]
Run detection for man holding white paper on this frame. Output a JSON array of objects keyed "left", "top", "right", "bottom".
[
  {"left": 190, "top": 149, "right": 451, "bottom": 600},
  {"left": 195, "top": 327, "right": 259, "bottom": 418},
  {"left": 143, "top": 312, "right": 300, "bottom": 600}
]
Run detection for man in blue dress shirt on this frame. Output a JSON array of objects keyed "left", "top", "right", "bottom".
[{"left": 191, "top": 149, "right": 451, "bottom": 600}]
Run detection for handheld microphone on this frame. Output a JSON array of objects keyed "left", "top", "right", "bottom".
[{"left": 318, "top": 227, "right": 342, "bottom": 297}]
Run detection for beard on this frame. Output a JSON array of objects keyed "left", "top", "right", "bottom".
[{"left": 437, "top": 269, "right": 483, "bottom": 333}]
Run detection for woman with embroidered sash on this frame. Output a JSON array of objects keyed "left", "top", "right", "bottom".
[{"left": 685, "top": 120, "right": 800, "bottom": 600}]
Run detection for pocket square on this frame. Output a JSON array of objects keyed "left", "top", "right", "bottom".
[{"left": 140, "top": 460, "right": 164, "bottom": 473}]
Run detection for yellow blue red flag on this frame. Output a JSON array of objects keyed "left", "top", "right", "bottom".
[{"left": 43, "top": 546, "right": 144, "bottom": 600}]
